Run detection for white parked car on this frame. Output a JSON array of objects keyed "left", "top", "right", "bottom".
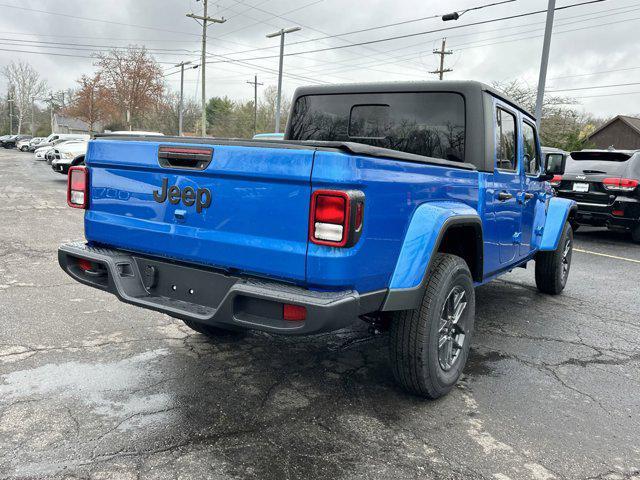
[
  {"left": 50, "top": 141, "right": 88, "bottom": 174},
  {"left": 17, "top": 137, "right": 38, "bottom": 152},
  {"left": 34, "top": 144, "right": 54, "bottom": 160},
  {"left": 25, "top": 137, "right": 45, "bottom": 152},
  {"left": 34, "top": 134, "right": 90, "bottom": 156}
]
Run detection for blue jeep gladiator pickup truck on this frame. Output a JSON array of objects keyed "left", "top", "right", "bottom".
[{"left": 58, "top": 81, "right": 575, "bottom": 398}]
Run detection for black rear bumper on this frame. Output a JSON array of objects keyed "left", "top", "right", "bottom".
[
  {"left": 58, "top": 242, "right": 384, "bottom": 335},
  {"left": 572, "top": 197, "right": 640, "bottom": 230}
]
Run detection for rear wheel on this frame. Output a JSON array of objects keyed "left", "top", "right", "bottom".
[
  {"left": 20, "top": 145, "right": 28, "bottom": 152},
  {"left": 389, "top": 253, "right": 475, "bottom": 399},
  {"left": 632, "top": 224, "right": 640, "bottom": 243},
  {"left": 535, "top": 222, "right": 573, "bottom": 295},
  {"left": 182, "top": 319, "right": 244, "bottom": 338}
]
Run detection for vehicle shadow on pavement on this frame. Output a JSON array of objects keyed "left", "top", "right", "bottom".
[
  {"left": 2, "top": 279, "right": 638, "bottom": 479},
  {"left": 574, "top": 226, "right": 635, "bottom": 245}
]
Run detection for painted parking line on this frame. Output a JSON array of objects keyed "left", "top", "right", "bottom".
[{"left": 574, "top": 248, "right": 640, "bottom": 264}]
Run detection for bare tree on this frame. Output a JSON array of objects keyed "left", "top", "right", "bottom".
[
  {"left": 96, "top": 47, "right": 164, "bottom": 129},
  {"left": 66, "top": 73, "right": 108, "bottom": 133},
  {"left": 2, "top": 61, "right": 47, "bottom": 134},
  {"left": 492, "top": 80, "right": 599, "bottom": 151}
]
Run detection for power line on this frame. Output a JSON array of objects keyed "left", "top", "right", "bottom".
[
  {"left": 454, "top": 14, "right": 640, "bottom": 51},
  {"left": 284, "top": 1, "right": 631, "bottom": 79},
  {"left": 214, "top": 0, "right": 520, "bottom": 57},
  {"left": 549, "top": 65, "right": 640, "bottom": 81},
  {"left": 569, "top": 91, "right": 640, "bottom": 99},
  {"left": 0, "top": 3, "right": 200, "bottom": 37},
  {"left": 322, "top": 3, "right": 639, "bottom": 79},
  {"left": 0, "top": 46, "right": 180, "bottom": 64},
  {"left": 204, "top": 0, "right": 608, "bottom": 63},
  {"left": 308, "top": 1, "right": 640, "bottom": 75},
  {"left": 0, "top": 37, "right": 195, "bottom": 53},
  {"left": 548, "top": 82, "right": 640, "bottom": 93}
]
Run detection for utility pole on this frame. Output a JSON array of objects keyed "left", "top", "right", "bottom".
[
  {"left": 30, "top": 97, "right": 35, "bottom": 136},
  {"left": 7, "top": 96, "right": 13, "bottom": 135},
  {"left": 430, "top": 38, "right": 453, "bottom": 80},
  {"left": 187, "top": 0, "right": 226, "bottom": 137},
  {"left": 175, "top": 61, "right": 192, "bottom": 136},
  {"left": 47, "top": 93, "right": 55, "bottom": 134},
  {"left": 246, "top": 75, "right": 263, "bottom": 136},
  {"left": 266, "top": 27, "right": 301, "bottom": 133},
  {"left": 535, "top": 0, "right": 556, "bottom": 130}
]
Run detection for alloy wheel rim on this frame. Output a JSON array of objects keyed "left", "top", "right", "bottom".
[
  {"left": 561, "top": 238, "right": 572, "bottom": 282},
  {"left": 438, "top": 285, "right": 468, "bottom": 372}
]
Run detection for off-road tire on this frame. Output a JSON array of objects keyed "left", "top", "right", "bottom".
[
  {"left": 632, "top": 224, "right": 640, "bottom": 243},
  {"left": 535, "top": 222, "right": 573, "bottom": 295},
  {"left": 389, "top": 253, "right": 475, "bottom": 399},
  {"left": 182, "top": 319, "right": 243, "bottom": 338}
]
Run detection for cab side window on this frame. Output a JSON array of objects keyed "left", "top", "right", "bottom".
[
  {"left": 522, "top": 121, "right": 540, "bottom": 176},
  {"left": 496, "top": 108, "right": 517, "bottom": 171}
]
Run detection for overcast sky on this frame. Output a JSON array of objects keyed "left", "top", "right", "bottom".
[{"left": 0, "top": 0, "right": 638, "bottom": 118}]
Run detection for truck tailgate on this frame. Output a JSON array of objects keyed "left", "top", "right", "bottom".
[{"left": 84, "top": 139, "right": 314, "bottom": 283}]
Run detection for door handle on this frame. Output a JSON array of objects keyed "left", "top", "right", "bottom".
[{"left": 497, "top": 191, "right": 513, "bottom": 201}]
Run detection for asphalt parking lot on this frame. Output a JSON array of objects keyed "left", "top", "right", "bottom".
[{"left": 1, "top": 148, "right": 639, "bottom": 480}]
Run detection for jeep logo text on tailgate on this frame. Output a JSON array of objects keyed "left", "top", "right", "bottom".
[{"left": 153, "top": 178, "right": 212, "bottom": 213}]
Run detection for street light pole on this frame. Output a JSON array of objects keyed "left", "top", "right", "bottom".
[
  {"left": 187, "top": 0, "right": 226, "bottom": 137},
  {"left": 266, "top": 27, "right": 301, "bottom": 133},
  {"left": 534, "top": 0, "right": 556, "bottom": 130}
]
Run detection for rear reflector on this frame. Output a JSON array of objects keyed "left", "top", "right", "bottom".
[
  {"left": 603, "top": 177, "right": 639, "bottom": 192},
  {"left": 67, "top": 166, "right": 88, "bottom": 209},
  {"left": 283, "top": 304, "right": 306, "bottom": 321},
  {"left": 77, "top": 258, "right": 94, "bottom": 272}
]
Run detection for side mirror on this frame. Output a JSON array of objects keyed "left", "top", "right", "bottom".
[{"left": 540, "top": 153, "right": 566, "bottom": 181}]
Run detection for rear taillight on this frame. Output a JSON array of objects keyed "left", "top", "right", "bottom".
[
  {"left": 550, "top": 175, "right": 562, "bottom": 187},
  {"left": 309, "top": 190, "right": 365, "bottom": 247},
  {"left": 67, "top": 166, "right": 89, "bottom": 209},
  {"left": 603, "top": 178, "right": 638, "bottom": 192}
]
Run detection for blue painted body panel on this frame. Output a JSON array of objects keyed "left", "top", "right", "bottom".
[
  {"left": 539, "top": 197, "right": 576, "bottom": 251},
  {"left": 387, "top": 202, "right": 480, "bottom": 290},
  {"left": 85, "top": 140, "right": 314, "bottom": 282},
  {"left": 83, "top": 127, "right": 570, "bottom": 301},
  {"left": 306, "top": 152, "right": 480, "bottom": 292}
]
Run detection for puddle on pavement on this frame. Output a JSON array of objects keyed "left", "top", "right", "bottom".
[
  {"left": 464, "top": 349, "right": 506, "bottom": 377},
  {"left": 0, "top": 349, "right": 173, "bottom": 420}
]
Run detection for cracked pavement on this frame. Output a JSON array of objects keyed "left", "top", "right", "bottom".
[{"left": 1, "top": 149, "right": 639, "bottom": 480}]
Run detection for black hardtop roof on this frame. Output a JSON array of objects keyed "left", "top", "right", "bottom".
[{"left": 291, "top": 80, "right": 535, "bottom": 120}]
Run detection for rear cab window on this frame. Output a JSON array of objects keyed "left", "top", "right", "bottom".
[{"left": 288, "top": 92, "right": 466, "bottom": 162}]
